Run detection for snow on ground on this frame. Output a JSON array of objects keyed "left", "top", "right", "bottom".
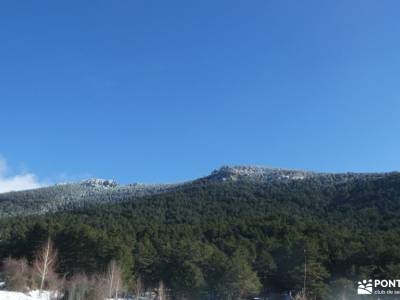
[
  {"left": 0, "top": 290, "right": 56, "bottom": 300},
  {"left": 0, "top": 291, "right": 132, "bottom": 300}
]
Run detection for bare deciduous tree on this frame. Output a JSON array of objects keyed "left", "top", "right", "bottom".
[
  {"left": 158, "top": 280, "right": 166, "bottom": 300},
  {"left": 293, "top": 290, "right": 315, "bottom": 300},
  {"left": 91, "top": 274, "right": 109, "bottom": 300},
  {"left": 65, "top": 273, "right": 109, "bottom": 300},
  {"left": 2, "top": 257, "right": 30, "bottom": 291},
  {"left": 67, "top": 273, "right": 91, "bottom": 300},
  {"left": 106, "top": 259, "right": 123, "bottom": 299},
  {"left": 135, "top": 275, "right": 143, "bottom": 299},
  {"left": 33, "top": 237, "right": 58, "bottom": 291}
]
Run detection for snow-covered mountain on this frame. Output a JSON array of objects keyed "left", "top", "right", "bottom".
[
  {"left": 0, "top": 178, "right": 178, "bottom": 218},
  {"left": 0, "top": 165, "right": 396, "bottom": 218},
  {"left": 206, "top": 165, "right": 391, "bottom": 184}
]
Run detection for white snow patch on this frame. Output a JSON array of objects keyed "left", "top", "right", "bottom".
[
  {"left": 0, "top": 290, "right": 56, "bottom": 300},
  {"left": 0, "top": 291, "right": 131, "bottom": 300}
]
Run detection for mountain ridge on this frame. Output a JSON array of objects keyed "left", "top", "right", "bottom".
[
  {"left": 0, "top": 165, "right": 398, "bottom": 218},
  {"left": 5, "top": 165, "right": 398, "bottom": 193}
]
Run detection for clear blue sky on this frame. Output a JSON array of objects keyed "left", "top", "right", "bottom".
[{"left": 1, "top": 0, "right": 399, "bottom": 185}]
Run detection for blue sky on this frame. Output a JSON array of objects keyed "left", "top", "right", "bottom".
[{"left": 1, "top": 0, "right": 399, "bottom": 189}]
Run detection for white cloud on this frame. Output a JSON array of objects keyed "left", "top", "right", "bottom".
[{"left": 0, "top": 156, "right": 45, "bottom": 193}]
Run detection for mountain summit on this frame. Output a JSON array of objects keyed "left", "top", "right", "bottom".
[
  {"left": 207, "top": 165, "right": 313, "bottom": 182},
  {"left": 80, "top": 179, "right": 119, "bottom": 188}
]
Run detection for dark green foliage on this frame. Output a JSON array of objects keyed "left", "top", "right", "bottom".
[{"left": 1, "top": 174, "right": 400, "bottom": 299}]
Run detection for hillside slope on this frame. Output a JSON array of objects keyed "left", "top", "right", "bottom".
[
  {"left": 0, "top": 165, "right": 395, "bottom": 218},
  {"left": 1, "top": 167, "right": 400, "bottom": 299}
]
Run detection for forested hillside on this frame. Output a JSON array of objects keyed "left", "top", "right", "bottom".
[
  {"left": 1, "top": 167, "right": 400, "bottom": 299},
  {"left": 0, "top": 179, "right": 177, "bottom": 218}
]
